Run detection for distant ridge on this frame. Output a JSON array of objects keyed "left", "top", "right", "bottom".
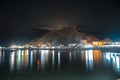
[{"left": 28, "top": 26, "right": 98, "bottom": 46}]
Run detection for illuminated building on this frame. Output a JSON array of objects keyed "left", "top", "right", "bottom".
[
  {"left": 92, "top": 41, "right": 110, "bottom": 47},
  {"left": 24, "top": 44, "right": 30, "bottom": 48},
  {"left": 83, "top": 40, "right": 88, "bottom": 44},
  {"left": 36, "top": 42, "right": 43, "bottom": 47},
  {"left": 81, "top": 40, "right": 88, "bottom": 44}
]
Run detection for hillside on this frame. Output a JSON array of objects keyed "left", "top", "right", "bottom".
[{"left": 28, "top": 26, "right": 98, "bottom": 46}]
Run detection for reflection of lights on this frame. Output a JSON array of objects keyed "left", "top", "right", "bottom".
[
  {"left": 33, "top": 50, "right": 37, "bottom": 53},
  {"left": 93, "top": 50, "right": 102, "bottom": 64},
  {"left": 30, "top": 50, "right": 33, "bottom": 68},
  {"left": 86, "top": 50, "right": 93, "bottom": 70},
  {"left": 58, "top": 51, "right": 60, "bottom": 69},
  {"left": 46, "top": 52, "right": 49, "bottom": 64},
  {"left": 21, "top": 50, "right": 24, "bottom": 68},
  {"left": 10, "top": 51, "right": 15, "bottom": 71},
  {"left": 45, "top": 50, "right": 49, "bottom": 54},
  {"left": 104, "top": 52, "right": 120, "bottom": 73},
  {"left": 0, "top": 46, "right": 2, "bottom": 49},
  {"left": 116, "top": 56, "right": 120, "bottom": 70},
  {"left": 74, "top": 51, "right": 76, "bottom": 61},
  {"left": 41, "top": 50, "right": 45, "bottom": 54},
  {"left": 23, "top": 50, "right": 27, "bottom": 68},
  {"left": 2, "top": 50, "right": 5, "bottom": 63},
  {"left": 106, "top": 52, "right": 111, "bottom": 61},
  {"left": 16, "top": 50, "right": 21, "bottom": 71},
  {"left": 0, "top": 50, "right": 2, "bottom": 64},
  {"left": 52, "top": 50, "right": 55, "bottom": 68},
  {"left": 69, "top": 52, "right": 71, "bottom": 63},
  {"left": 41, "top": 50, "right": 49, "bottom": 54},
  {"left": 81, "top": 50, "right": 85, "bottom": 62},
  {"left": 26, "top": 49, "right": 29, "bottom": 67},
  {"left": 23, "top": 49, "right": 29, "bottom": 69},
  {"left": 40, "top": 50, "right": 49, "bottom": 70},
  {"left": 114, "top": 56, "right": 120, "bottom": 73},
  {"left": 37, "top": 59, "right": 40, "bottom": 71},
  {"left": 41, "top": 51, "right": 45, "bottom": 70}
]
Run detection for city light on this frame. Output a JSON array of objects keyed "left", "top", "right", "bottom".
[
  {"left": 9, "top": 45, "right": 24, "bottom": 49},
  {"left": 10, "top": 45, "right": 17, "bottom": 48},
  {"left": 82, "top": 44, "right": 93, "bottom": 48}
]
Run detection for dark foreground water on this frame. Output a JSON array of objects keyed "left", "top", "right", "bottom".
[{"left": 0, "top": 49, "right": 120, "bottom": 80}]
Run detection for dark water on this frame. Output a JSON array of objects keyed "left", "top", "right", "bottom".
[{"left": 0, "top": 49, "right": 120, "bottom": 80}]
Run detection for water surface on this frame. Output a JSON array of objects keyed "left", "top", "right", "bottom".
[{"left": 0, "top": 49, "right": 120, "bottom": 80}]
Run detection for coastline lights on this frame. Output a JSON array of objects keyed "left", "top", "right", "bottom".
[
  {"left": 82, "top": 44, "right": 93, "bottom": 48},
  {"left": 10, "top": 45, "right": 17, "bottom": 48},
  {"left": 10, "top": 45, "right": 24, "bottom": 49}
]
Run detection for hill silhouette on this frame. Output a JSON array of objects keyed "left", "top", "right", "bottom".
[{"left": 28, "top": 26, "right": 98, "bottom": 46}]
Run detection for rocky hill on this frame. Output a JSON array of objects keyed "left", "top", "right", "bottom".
[{"left": 28, "top": 26, "right": 98, "bottom": 46}]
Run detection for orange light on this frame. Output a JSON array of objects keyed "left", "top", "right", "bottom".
[
  {"left": 37, "top": 59, "right": 40, "bottom": 71},
  {"left": 37, "top": 43, "right": 43, "bottom": 47},
  {"left": 93, "top": 50, "right": 102, "bottom": 64},
  {"left": 23, "top": 50, "right": 27, "bottom": 68}
]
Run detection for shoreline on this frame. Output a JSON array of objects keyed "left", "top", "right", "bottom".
[{"left": 1, "top": 47, "right": 120, "bottom": 52}]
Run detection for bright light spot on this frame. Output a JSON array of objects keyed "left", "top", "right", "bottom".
[
  {"left": 10, "top": 45, "right": 24, "bottom": 49},
  {"left": 18, "top": 46, "right": 24, "bottom": 48},
  {"left": 82, "top": 44, "right": 93, "bottom": 48},
  {"left": 10, "top": 45, "right": 17, "bottom": 48},
  {"left": 52, "top": 46, "right": 55, "bottom": 49}
]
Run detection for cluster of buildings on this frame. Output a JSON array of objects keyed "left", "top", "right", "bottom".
[{"left": 24, "top": 39, "right": 118, "bottom": 48}]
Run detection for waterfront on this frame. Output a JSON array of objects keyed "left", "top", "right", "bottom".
[{"left": 0, "top": 49, "right": 120, "bottom": 80}]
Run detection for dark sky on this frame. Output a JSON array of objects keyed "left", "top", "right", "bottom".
[{"left": 0, "top": 0, "right": 120, "bottom": 45}]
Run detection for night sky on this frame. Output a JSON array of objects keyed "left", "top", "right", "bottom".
[{"left": 0, "top": 0, "right": 120, "bottom": 45}]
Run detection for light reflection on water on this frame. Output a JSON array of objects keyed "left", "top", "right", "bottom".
[
  {"left": 0, "top": 50, "right": 2, "bottom": 64},
  {"left": 69, "top": 52, "right": 71, "bottom": 63},
  {"left": 103, "top": 52, "right": 120, "bottom": 73},
  {"left": 52, "top": 50, "right": 55, "bottom": 69},
  {"left": 0, "top": 49, "right": 120, "bottom": 75},
  {"left": 0, "top": 50, "right": 5, "bottom": 65},
  {"left": 58, "top": 51, "right": 60, "bottom": 69},
  {"left": 85, "top": 50, "right": 93, "bottom": 70},
  {"left": 9, "top": 51, "right": 15, "bottom": 71}
]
